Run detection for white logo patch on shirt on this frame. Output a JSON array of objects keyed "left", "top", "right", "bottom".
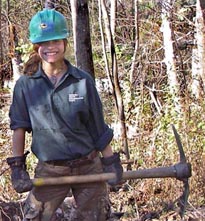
[{"left": 69, "top": 93, "right": 84, "bottom": 102}]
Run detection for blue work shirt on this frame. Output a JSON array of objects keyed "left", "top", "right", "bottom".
[{"left": 9, "top": 60, "right": 113, "bottom": 161}]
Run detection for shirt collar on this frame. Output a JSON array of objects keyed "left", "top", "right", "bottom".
[{"left": 29, "top": 59, "right": 82, "bottom": 80}]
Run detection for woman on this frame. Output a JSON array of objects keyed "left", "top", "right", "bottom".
[{"left": 7, "top": 9, "right": 123, "bottom": 221}]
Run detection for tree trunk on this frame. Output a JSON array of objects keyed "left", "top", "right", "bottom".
[
  {"left": 130, "top": 0, "right": 139, "bottom": 84},
  {"left": 191, "top": 0, "right": 205, "bottom": 98},
  {"left": 70, "top": 0, "right": 95, "bottom": 77},
  {"left": 9, "top": 24, "right": 21, "bottom": 86},
  {"left": 44, "top": 0, "right": 56, "bottom": 9},
  {"left": 110, "top": 0, "right": 116, "bottom": 37},
  {"left": 0, "top": 0, "right": 2, "bottom": 65},
  {"left": 160, "top": 0, "right": 182, "bottom": 112},
  {"left": 99, "top": 0, "right": 130, "bottom": 160},
  {"left": 0, "top": 0, "right": 3, "bottom": 88}
]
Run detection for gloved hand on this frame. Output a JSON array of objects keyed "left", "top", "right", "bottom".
[
  {"left": 101, "top": 152, "right": 123, "bottom": 186},
  {"left": 7, "top": 151, "right": 33, "bottom": 193}
]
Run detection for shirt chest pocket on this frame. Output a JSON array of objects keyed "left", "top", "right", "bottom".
[
  {"left": 31, "top": 104, "right": 53, "bottom": 130},
  {"left": 55, "top": 99, "right": 89, "bottom": 130}
]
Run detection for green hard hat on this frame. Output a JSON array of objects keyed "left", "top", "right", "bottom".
[{"left": 29, "top": 9, "right": 69, "bottom": 44}]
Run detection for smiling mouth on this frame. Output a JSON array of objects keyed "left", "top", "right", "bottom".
[{"left": 45, "top": 52, "right": 58, "bottom": 56}]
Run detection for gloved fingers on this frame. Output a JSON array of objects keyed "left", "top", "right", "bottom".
[
  {"left": 101, "top": 153, "right": 123, "bottom": 186},
  {"left": 108, "top": 164, "right": 123, "bottom": 186},
  {"left": 12, "top": 179, "right": 33, "bottom": 193},
  {"left": 10, "top": 166, "right": 32, "bottom": 193},
  {"left": 101, "top": 152, "right": 121, "bottom": 165}
]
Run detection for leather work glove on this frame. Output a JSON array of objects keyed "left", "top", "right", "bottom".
[
  {"left": 101, "top": 153, "right": 123, "bottom": 186},
  {"left": 7, "top": 151, "right": 33, "bottom": 193}
]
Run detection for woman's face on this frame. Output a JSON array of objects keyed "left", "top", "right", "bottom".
[{"left": 38, "top": 39, "right": 65, "bottom": 64}]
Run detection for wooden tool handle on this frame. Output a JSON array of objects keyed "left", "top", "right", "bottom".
[
  {"left": 33, "top": 163, "right": 191, "bottom": 186},
  {"left": 33, "top": 172, "right": 115, "bottom": 186}
]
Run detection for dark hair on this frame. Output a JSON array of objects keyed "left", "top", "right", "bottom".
[{"left": 23, "top": 39, "right": 68, "bottom": 75}]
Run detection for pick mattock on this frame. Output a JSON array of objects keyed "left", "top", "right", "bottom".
[{"left": 33, "top": 124, "right": 192, "bottom": 217}]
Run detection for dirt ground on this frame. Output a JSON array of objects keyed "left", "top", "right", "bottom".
[
  {"left": 1, "top": 190, "right": 205, "bottom": 220},
  {"left": 1, "top": 91, "right": 205, "bottom": 221}
]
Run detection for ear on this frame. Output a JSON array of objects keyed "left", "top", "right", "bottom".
[{"left": 63, "top": 39, "right": 68, "bottom": 52}]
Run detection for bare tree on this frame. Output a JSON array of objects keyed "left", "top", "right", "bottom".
[
  {"left": 70, "top": 0, "right": 94, "bottom": 77},
  {"left": 45, "top": 0, "right": 56, "bottom": 9},
  {"left": 8, "top": 4, "right": 21, "bottom": 88},
  {"left": 98, "top": 0, "right": 129, "bottom": 159},
  {"left": 191, "top": 0, "right": 205, "bottom": 98},
  {"left": 160, "top": 0, "right": 182, "bottom": 112},
  {"left": 130, "top": 0, "right": 139, "bottom": 84},
  {"left": 110, "top": 0, "right": 116, "bottom": 37},
  {"left": 0, "top": 0, "right": 4, "bottom": 88},
  {"left": 0, "top": 0, "right": 2, "bottom": 66}
]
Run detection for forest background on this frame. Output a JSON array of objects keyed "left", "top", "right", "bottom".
[{"left": 0, "top": 0, "right": 205, "bottom": 220}]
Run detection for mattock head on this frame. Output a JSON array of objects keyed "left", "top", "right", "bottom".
[
  {"left": 171, "top": 124, "right": 192, "bottom": 217},
  {"left": 178, "top": 179, "right": 190, "bottom": 218},
  {"left": 171, "top": 124, "right": 186, "bottom": 163}
]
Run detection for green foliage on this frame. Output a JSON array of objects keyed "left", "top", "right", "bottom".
[{"left": 15, "top": 41, "right": 33, "bottom": 63}]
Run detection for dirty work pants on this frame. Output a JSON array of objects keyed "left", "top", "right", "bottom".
[{"left": 23, "top": 156, "right": 110, "bottom": 221}]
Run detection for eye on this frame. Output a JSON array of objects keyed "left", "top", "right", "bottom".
[{"left": 55, "top": 40, "right": 62, "bottom": 43}]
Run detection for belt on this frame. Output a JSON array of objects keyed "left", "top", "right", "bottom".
[{"left": 45, "top": 150, "right": 98, "bottom": 168}]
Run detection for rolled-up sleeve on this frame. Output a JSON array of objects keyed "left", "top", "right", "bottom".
[
  {"left": 86, "top": 79, "right": 113, "bottom": 151},
  {"left": 9, "top": 79, "right": 32, "bottom": 132},
  {"left": 95, "top": 125, "right": 113, "bottom": 151}
]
